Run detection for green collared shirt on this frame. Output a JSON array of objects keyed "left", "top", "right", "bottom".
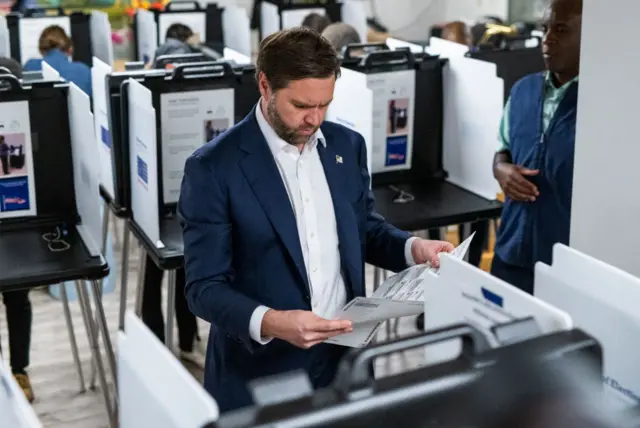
[{"left": 497, "top": 72, "right": 579, "bottom": 151}]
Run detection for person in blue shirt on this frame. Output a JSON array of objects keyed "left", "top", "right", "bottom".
[
  {"left": 491, "top": 0, "right": 582, "bottom": 294},
  {"left": 23, "top": 25, "right": 92, "bottom": 98}
]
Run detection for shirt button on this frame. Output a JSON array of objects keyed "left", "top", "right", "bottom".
[
  {"left": 312, "top": 267, "right": 318, "bottom": 272},
  {"left": 305, "top": 198, "right": 310, "bottom": 203},
  {"left": 310, "top": 232, "right": 315, "bottom": 238}
]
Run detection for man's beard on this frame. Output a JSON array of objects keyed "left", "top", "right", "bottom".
[{"left": 267, "top": 96, "right": 318, "bottom": 146}]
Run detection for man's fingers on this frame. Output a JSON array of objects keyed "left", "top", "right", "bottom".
[
  {"left": 314, "top": 318, "right": 353, "bottom": 332},
  {"left": 505, "top": 187, "right": 533, "bottom": 201},
  {"left": 511, "top": 174, "right": 539, "bottom": 195}
]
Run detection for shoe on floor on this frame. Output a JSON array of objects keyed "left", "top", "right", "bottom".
[
  {"left": 13, "top": 373, "right": 35, "bottom": 403},
  {"left": 180, "top": 350, "right": 206, "bottom": 370}
]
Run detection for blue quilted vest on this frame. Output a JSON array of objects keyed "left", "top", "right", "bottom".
[{"left": 494, "top": 72, "right": 579, "bottom": 268}]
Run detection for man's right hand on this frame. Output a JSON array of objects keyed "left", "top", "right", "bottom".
[
  {"left": 494, "top": 162, "right": 540, "bottom": 202},
  {"left": 261, "top": 310, "right": 353, "bottom": 349}
]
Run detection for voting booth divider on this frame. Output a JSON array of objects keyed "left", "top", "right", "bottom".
[
  {"left": 0, "top": 359, "right": 42, "bottom": 428},
  {"left": 134, "top": 1, "right": 252, "bottom": 64},
  {"left": 0, "top": 16, "right": 10, "bottom": 58},
  {"left": 422, "top": 254, "right": 573, "bottom": 366},
  {"left": 5, "top": 7, "right": 114, "bottom": 67},
  {"left": 119, "top": 312, "right": 219, "bottom": 428},
  {"left": 0, "top": 76, "right": 115, "bottom": 421},
  {"left": 535, "top": 244, "right": 640, "bottom": 410},
  {"left": 259, "top": 0, "right": 367, "bottom": 43}
]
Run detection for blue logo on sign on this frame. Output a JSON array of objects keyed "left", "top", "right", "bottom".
[
  {"left": 385, "top": 136, "right": 408, "bottom": 166},
  {"left": 0, "top": 176, "right": 31, "bottom": 212},
  {"left": 137, "top": 156, "right": 148, "bottom": 185},
  {"left": 481, "top": 287, "right": 503, "bottom": 307},
  {"left": 101, "top": 126, "right": 111, "bottom": 149}
]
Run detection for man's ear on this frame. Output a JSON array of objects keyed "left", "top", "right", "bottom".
[{"left": 258, "top": 72, "right": 271, "bottom": 99}]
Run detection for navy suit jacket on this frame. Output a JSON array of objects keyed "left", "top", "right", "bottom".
[{"left": 178, "top": 107, "right": 411, "bottom": 412}]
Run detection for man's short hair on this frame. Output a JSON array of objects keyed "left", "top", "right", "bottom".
[
  {"left": 300, "top": 13, "right": 332, "bottom": 34},
  {"left": 321, "top": 23, "right": 362, "bottom": 53},
  {"left": 256, "top": 27, "right": 341, "bottom": 91},
  {"left": 165, "top": 23, "right": 194, "bottom": 43},
  {"left": 0, "top": 57, "right": 22, "bottom": 78}
]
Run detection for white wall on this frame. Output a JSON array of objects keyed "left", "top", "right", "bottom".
[
  {"left": 372, "top": 0, "right": 509, "bottom": 41},
  {"left": 570, "top": 0, "right": 640, "bottom": 276}
]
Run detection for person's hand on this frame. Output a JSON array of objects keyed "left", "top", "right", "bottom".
[
  {"left": 411, "top": 238, "right": 455, "bottom": 267},
  {"left": 494, "top": 162, "right": 540, "bottom": 202},
  {"left": 261, "top": 310, "right": 353, "bottom": 349}
]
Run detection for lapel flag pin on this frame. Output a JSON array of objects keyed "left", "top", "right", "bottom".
[{"left": 336, "top": 155, "right": 343, "bottom": 164}]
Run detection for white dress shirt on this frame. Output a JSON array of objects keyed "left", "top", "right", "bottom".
[{"left": 249, "top": 103, "right": 417, "bottom": 344}]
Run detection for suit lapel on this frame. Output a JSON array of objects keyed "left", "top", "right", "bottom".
[
  {"left": 238, "top": 110, "right": 310, "bottom": 295},
  {"left": 316, "top": 140, "right": 363, "bottom": 297}
]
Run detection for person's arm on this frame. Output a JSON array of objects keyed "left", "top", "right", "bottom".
[
  {"left": 354, "top": 133, "right": 412, "bottom": 272},
  {"left": 178, "top": 155, "right": 263, "bottom": 350},
  {"left": 492, "top": 97, "right": 540, "bottom": 201}
]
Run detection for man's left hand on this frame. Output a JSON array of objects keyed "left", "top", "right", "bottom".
[{"left": 411, "top": 239, "right": 454, "bottom": 267}]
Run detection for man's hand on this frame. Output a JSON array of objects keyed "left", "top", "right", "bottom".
[
  {"left": 494, "top": 162, "right": 540, "bottom": 202},
  {"left": 261, "top": 310, "right": 353, "bottom": 349},
  {"left": 411, "top": 239, "right": 454, "bottom": 268}
]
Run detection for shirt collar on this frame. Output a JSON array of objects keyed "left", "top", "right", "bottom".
[
  {"left": 255, "top": 99, "right": 325, "bottom": 157},
  {"left": 545, "top": 71, "right": 579, "bottom": 90}
]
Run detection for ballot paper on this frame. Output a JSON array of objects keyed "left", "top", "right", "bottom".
[{"left": 326, "top": 233, "right": 475, "bottom": 348}]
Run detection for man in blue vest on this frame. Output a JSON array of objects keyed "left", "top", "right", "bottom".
[{"left": 491, "top": 0, "right": 582, "bottom": 294}]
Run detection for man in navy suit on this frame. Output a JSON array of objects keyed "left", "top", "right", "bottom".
[{"left": 178, "top": 27, "right": 454, "bottom": 413}]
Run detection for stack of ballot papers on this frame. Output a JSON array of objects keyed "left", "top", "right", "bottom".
[{"left": 326, "top": 233, "right": 475, "bottom": 348}]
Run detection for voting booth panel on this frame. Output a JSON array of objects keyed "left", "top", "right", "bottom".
[
  {"left": 0, "top": 77, "right": 76, "bottom": 225},
  {"left": 133, "top": 3, "right": 226, "bottom": 63},
  {"left": 326, "top": 67, "right": 373, "bottom": 176},
  {"left": 128, "top": 78, "right": 161, "bottom": 247},
  {"left": 0, "top": 360, "right": 42, "bottom": 428},
  {"left": 6, "top": 10, "right": 93, "bottom": 66},
  {"left": 467, "top": 47, "right": 545, "bottom": 104},
  {"left": 119, "top": 312, "right": 218, "bottom": 428},
  {"left": 104, "top": 69, "right": 166, "bottom": 214},
  {"left": 221, "top": 6, "right": 252, "bottom": 59},
  {"left": 338, "top": 49, "right": 447, "bottom": 185},
  {"left": 535, "top": 244, "right": 640, "bottom": 409},
  {"left": 0, "top": 17, "right": 10, "bottom": 58},
  {"left": 90, "top": 11, "right": 114, "bottom": 67},
  {"left": 422, "top": 255, "right": 572, "bottom": 366},
  {"left": 439, "top": 49, "right": 503, "bottom": 200}
]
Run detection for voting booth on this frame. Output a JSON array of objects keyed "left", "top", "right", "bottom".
[
  {"left": 6, "top": 8, "right": 114, "bottom": 66},
  {"left": 0, "top": 75, "right": 115, "bottom": 419},
  {"left": 133, "top": 2, "right": 252, "bottom": 64},
  {"left": 535, "top": 244, "right": 640, "bottom": 411},
  {"left": 259, "top": 0, "right": 367, "bottom": 43},
  {"left": 421, "top": 254, "right": 573, "bottom": 365},
  {"left": 119, "top": 312, "right": 219, "bottom": 428},
  {"left": 121, "top": 61, "right": 258, "bottom": 350},
  {"left": 329, "top": 48, "right": 447, "bottom": 186},
  {"left": 212, "top": 325, "right": 603, "bottom": 427}
]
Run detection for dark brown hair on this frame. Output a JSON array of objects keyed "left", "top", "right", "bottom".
[
  {"left": 301, "top": 12, "right": 332, "bottom": 34},
  {"left": 38, "top": 25, "right": 73, "bottom": 54},
  {"left": 256, "top": 27, "right": 341, "bottom": 91},
  {"left": 442, "top": 21, "right": 469, "bottom": 45}
]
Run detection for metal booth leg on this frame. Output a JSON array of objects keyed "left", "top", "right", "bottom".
[
  {"left": 165, "top": 270, "right": 177, "bottom": 352},
  {"left": 60, "top": 283, "right": 86, "bottom": 393},
  {"left": 90, "top": 280, "right": 118, "bottom": 394},
  {"left": 75, "top": 280, "right": 114, "bottom": 426},
  {"left": 134, "top": 251, "right": 147, "bottom": 317},
  {"left": 118, "top": 224, "right": 131, "bottom": 330},
  {"left": 90, "top": 205, "right": 111, "bottom": 387}
]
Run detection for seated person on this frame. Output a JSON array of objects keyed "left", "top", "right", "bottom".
[
  {"left": 321, "top": 22, "right": 361, "bottom": 53},
  {"left": 153, "top": 23, "right": 200, "bottom": 66},
  {"left": 301, "top": 12, "right": 331, "bottom": 34},
  {"left": 23, "top": 25, "right": 92, "bottom": 98}
]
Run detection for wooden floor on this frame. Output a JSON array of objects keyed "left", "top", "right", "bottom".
[{"left": 0, "top": 219, "right": 492, "bottom": 427}]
